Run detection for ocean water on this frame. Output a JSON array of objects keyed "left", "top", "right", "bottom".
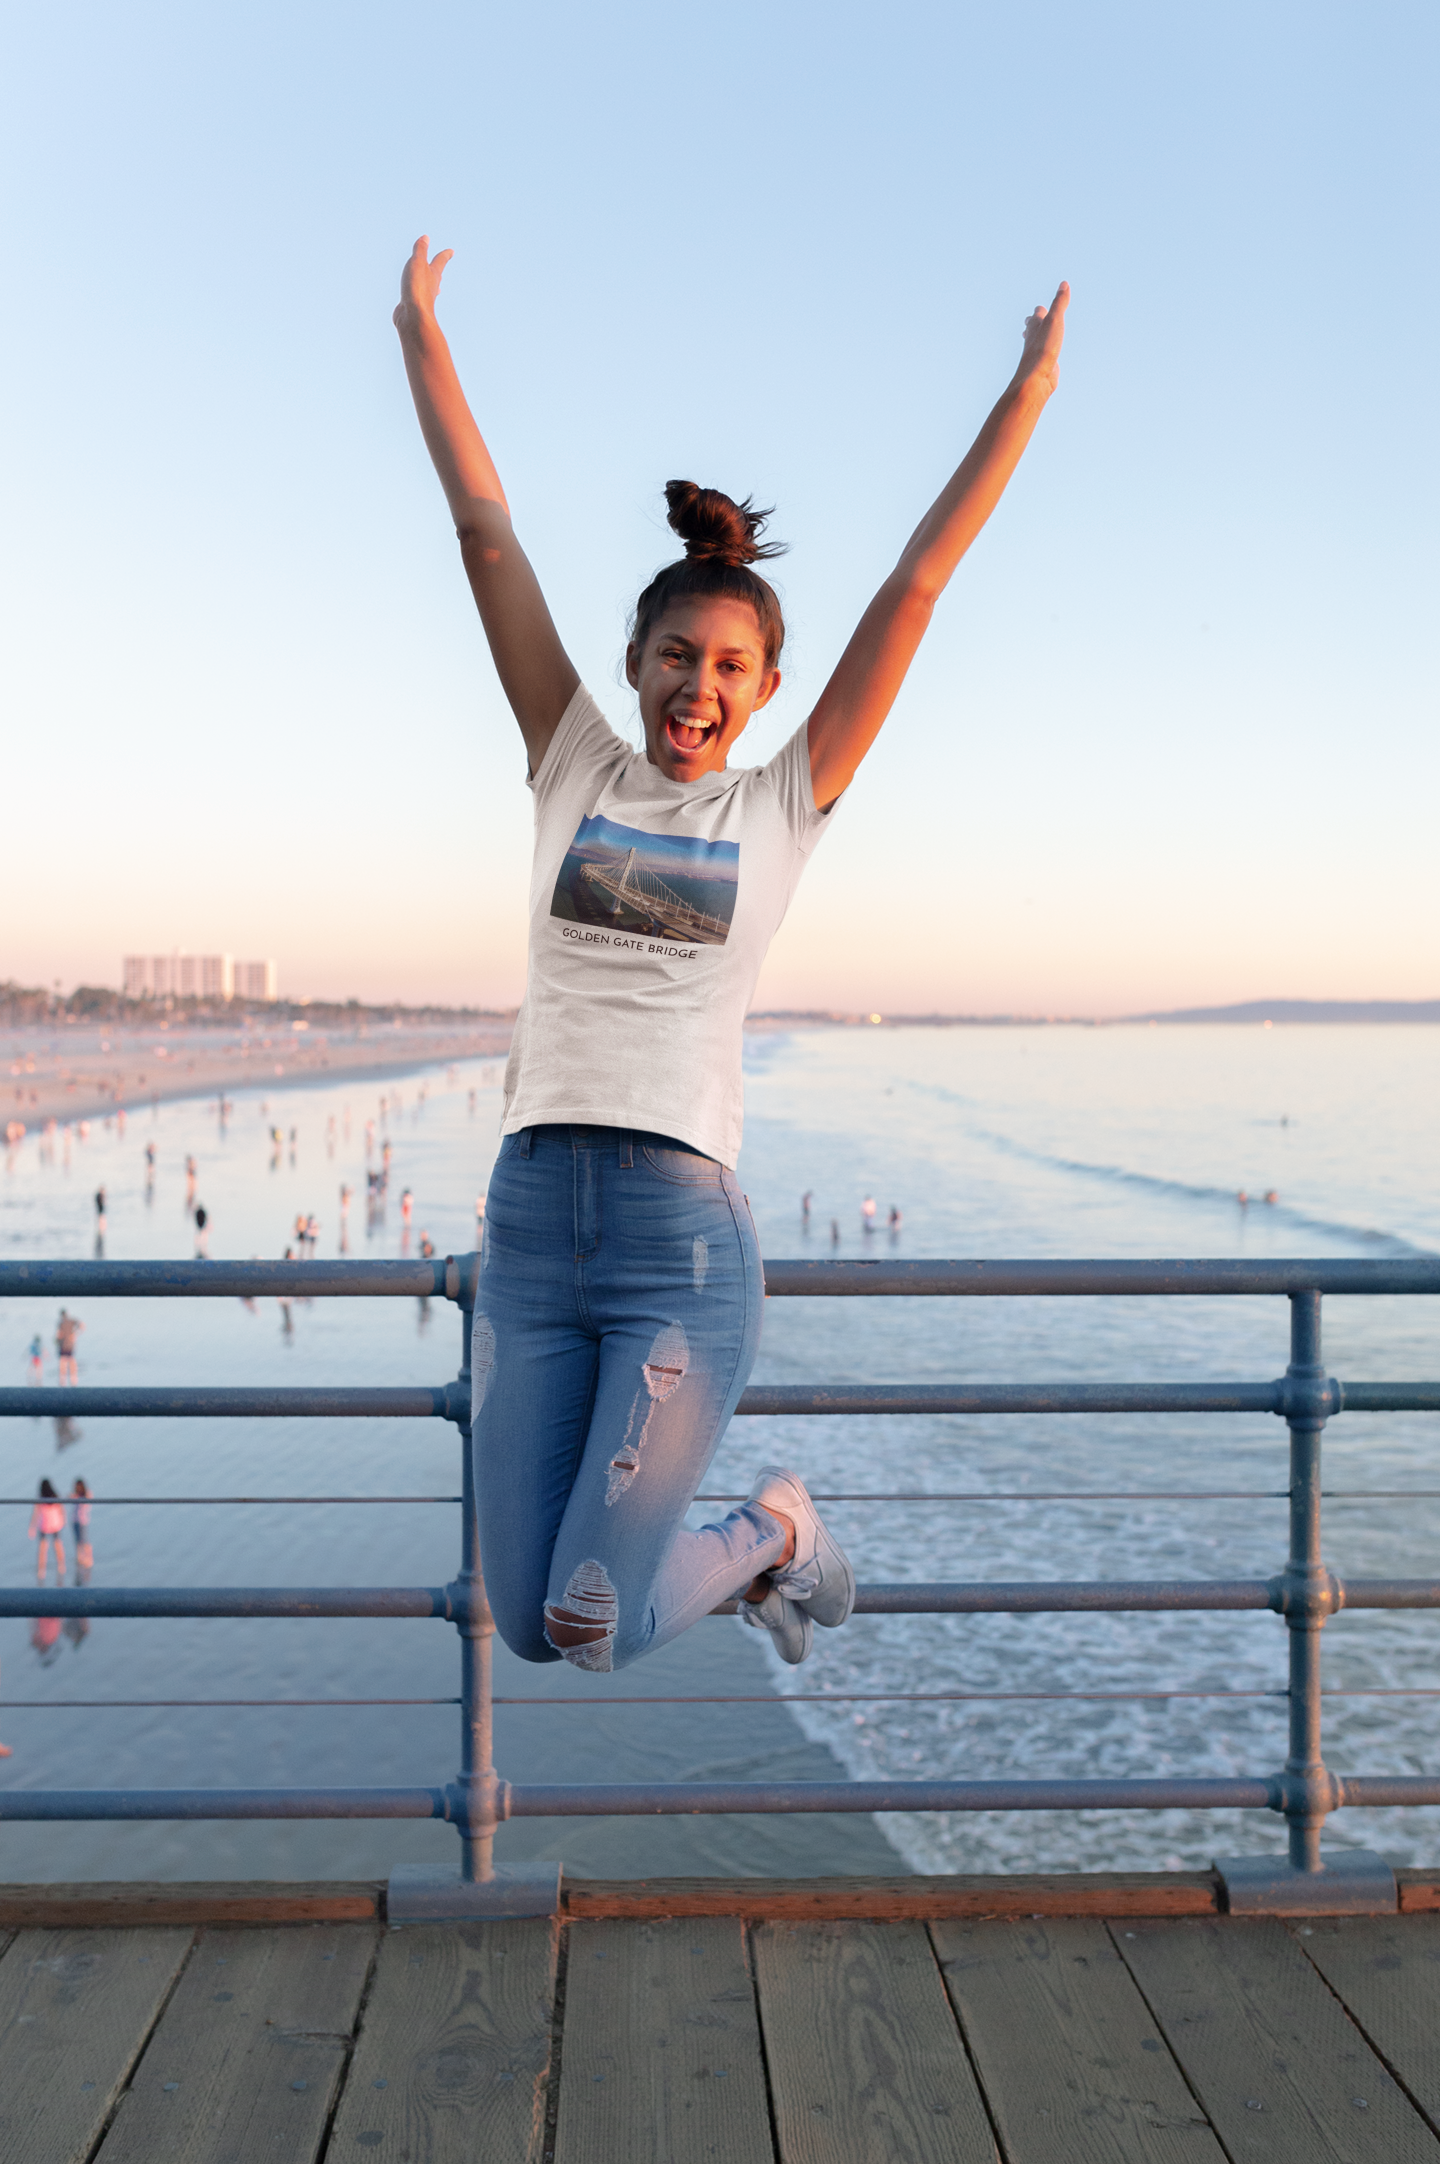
[{"left": 1, "top": 1023, "right": 1438, "bottom": 1879}]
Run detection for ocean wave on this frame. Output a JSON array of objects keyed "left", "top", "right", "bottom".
[
  {"left": 900, "top": 1079, "right": 1431, "bottom": 1256},
  {"left": 973, "top": 1126, "right": 1431, "bottom": 1255}
]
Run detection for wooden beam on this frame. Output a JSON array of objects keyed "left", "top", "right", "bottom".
[
  {"left": 0, "top": 1882, "right": 382, "bottom": 1929},
  {"left": 1398, "top": 1870, "right": 1440, "bottom": 1913},
  {"left": 561, "top": 1873, "right": 1220, "bottom": 1921},
  {"left": 0, "top": 1870, "right": 1228, "bottom": 1928}
]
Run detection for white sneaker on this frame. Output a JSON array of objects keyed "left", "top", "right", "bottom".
[
  {"left": 748, "top": 1467, "right": 856, "bottom": 1627},
  {"left": 739, "top": 1584, "right": 813, "bottom": 1665}
]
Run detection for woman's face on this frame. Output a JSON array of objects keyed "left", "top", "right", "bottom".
[{"left": 625, "top": 596, "right": 781, "bottom": 781}]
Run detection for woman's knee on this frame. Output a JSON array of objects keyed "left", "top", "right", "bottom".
[
  {"left": 542, "top": 1555, "right": 632, "bottom": 1674},
  {"left": 496, "top": 1620, "right": 562, "bottom": 1665},
  {"left": 486, "top": 1583, "right": 562, "bottom": 1665}
]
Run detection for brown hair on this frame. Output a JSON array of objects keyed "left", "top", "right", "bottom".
[{"left": 631, "top": 481, "right": 787, "bottom": 669}]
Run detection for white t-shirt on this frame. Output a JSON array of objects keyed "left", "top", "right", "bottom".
[{"left": 501, "top": 685, "right": 838, "bottom": 1167}]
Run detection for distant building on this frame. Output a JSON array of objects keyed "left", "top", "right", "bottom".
[
  {"left": 234, "top": 960, "right": 279, "bottom": 1003},
  {"left": 122, "top": 954, "right": 278, "bottom": 1003}
]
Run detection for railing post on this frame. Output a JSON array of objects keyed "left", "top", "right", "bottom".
[
  {"left": 1215, "top": 1289, "right": 1396, "bottom": 1912},
  {"left": 1283, "top": 1290, "right": 1332, "bottom": 1871},
  {"left": 387, "top": 1250, "right": 560, "bottom": 1919},
  {"left": 452, "top": 1257, "right": 500, "bottom": 1883}
]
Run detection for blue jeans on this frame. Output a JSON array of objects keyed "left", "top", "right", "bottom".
[{"left": 471, "top": 1125, "right": 785, "bottom": 1671}]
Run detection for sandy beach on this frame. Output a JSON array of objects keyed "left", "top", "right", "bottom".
[{"left": 2, "top": 1017, "right": 514, "bottom": 1131}]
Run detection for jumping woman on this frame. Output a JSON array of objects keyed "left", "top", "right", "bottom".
[{"left": 395, "top": 240, "right": 1067, "bottom": 1671}]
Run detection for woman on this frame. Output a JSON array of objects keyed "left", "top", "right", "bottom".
[
  {"left": 29, "top": 1479, "right": 66, "bottom": 1585},
  {"left": 395, "top": 238, "right": 1067, "bottom": 1671}
]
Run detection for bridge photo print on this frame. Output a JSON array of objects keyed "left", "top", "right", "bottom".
[{"left": 550, "top": 812, "right": 740, "bottom": 947}]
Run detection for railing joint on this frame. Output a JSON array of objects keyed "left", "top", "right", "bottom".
[
  {"left": 1275, "top": 1371, "right": 1343, "bottom": 1423},
  {"left": 1267, "top": 1567, "right": 1343, "bottom": 1622},
  {"left": 443, "top": 1252, "right": 480, "bottom": 1309},
  {"left": 439, "top": 1379, "right": 471, "bottom": 1426}
]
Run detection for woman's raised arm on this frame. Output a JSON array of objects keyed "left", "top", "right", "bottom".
[
  {"left": 394, "top": 238, "right": 579, "bottom": 772},
  {"left": 806, "top": 283, "right": 1069, "bottom": 809}
]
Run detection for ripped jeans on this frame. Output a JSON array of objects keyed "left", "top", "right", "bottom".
[{"left": 470, "top": 1124, "right": 786, "bottom": 1672}]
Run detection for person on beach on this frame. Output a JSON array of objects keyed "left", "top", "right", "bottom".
[
  {"left": 29, "top": 1478, "right": 66, "bottom": 1584},
  {"left": 27, "top": 1334, "right": 43, "bottom": 1383},
  {"left": 69, "top": 1479, "right": 93, "bottom": 1574},
  {"left": 55, "top": 1309, "right": 83, "bottom": 1385},
  {"left": 395, "top": 235, "right": 1067, "bottom": 1670}
]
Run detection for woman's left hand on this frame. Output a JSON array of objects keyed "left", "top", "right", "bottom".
[{"left": 1013, "top": 281, "right": 1070, "bottom": 401}]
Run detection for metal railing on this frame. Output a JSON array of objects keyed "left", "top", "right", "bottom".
[{"left": 2, "top": 1254, "right": 1440, "bottom": 1907}]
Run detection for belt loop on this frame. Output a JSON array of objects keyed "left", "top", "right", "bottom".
[
  {"left": 519, "top": 1127, "right": 533, "bottom": 1159},
  {"left": 618, "top": 1130, "right": 633, "bottom": 1169}
]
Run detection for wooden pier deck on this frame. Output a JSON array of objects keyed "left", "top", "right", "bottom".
[{"left": 7, "top": 1871, "right": 1440, "bottom": 2161}]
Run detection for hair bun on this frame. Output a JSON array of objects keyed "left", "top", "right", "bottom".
[{"left": 663, "top": 480, "right": 786, "bottom": 566}]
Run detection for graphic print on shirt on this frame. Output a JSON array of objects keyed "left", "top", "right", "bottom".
[{"left": 550, "top": 813, "right": 739, "bottom": 947}]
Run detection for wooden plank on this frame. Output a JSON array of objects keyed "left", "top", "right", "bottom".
[
  {"left": 327, "top": 1920, "right": 557, "bottom": 2164},
  {"left": 933, "top": 1917, "right": 1224, "bottom": 2163},
  {"left": 1398, "top": 1870, "right": 1440, "bottom": 1913},
  {"left": 0, "top": 1881, "right": 380, "bottom": 1928},
  {"left": 1293, "top": 1916, "right": 1440, "bottom": 2133},
  {"left": 754, "top": 1919, "right": 997, "bottom": 2164},
  {"left": 0, "top": 1925, "right": 194, "bottom": 2164},
  {"left": 553, "top": 1917, "right": 772, "bottom": 2164},
  {"left": 96, "top": 1922, "right": 375, "bottom": 2164},
  {"left": 1113, "top": 1917, "right": 1440, "bottom": 2161},
  {"left": 563, "top": 1872, "right": 1219, "bottom": 1921}
]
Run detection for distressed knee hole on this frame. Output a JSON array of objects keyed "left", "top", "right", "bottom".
[
  {"left": 470, "top": 1312, "right": 496, "bottom": 1419},
  {"left": 543, "top": 1559, "right": 617, "bottom": 1672},
  {"left": 606, "top": 1322, "right": 690, "bottom": 1504}
]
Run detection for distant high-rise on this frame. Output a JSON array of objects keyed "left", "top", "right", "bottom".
[
  {"left": 234, "top": 960, "right": 279, "bottom": 1003},
  {"left": 122, "top": 954, "right": 278, "bottom": 1002}
]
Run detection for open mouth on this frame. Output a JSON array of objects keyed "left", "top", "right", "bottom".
[{"left": 665, "top": 713, "right": 718, "bottom": 755}]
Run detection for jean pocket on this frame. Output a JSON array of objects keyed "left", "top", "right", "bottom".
[{"left": 641, "top": 1141, "right": 722, "bottom": 1184}]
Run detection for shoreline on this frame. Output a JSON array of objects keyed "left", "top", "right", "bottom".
[{"left": 4, "top": 1026, "right": 512, "bottom": 1133}]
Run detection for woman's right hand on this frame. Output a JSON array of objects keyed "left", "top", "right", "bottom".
[{"left": 394, "top": 235, "right": 454, "bottom": 332}]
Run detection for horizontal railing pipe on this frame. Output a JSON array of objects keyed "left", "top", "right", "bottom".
[
  {"left": 504, "top": 1777, "right": 1278, "bottom": 1815},
  {"left": 9, "top": 1379, "right": 1439, "bottom": 1422},
  {"left": 1339, "top": 1383, "right": 1440, "bottom": 1412},
  {"left": 3, "top": 1576, "right": 1440, "bottom": 1621},
  {"left": 737, "top": 1382, "right": 1292, "bottom": 1415},
  {"left": 842, "top": 1579, "right": 1275, "bottom": 1613},
  {"left": 1339, "top": 1778, "right": 1440, "bottom": 1807},
  {"left": 0, "top": 1587, "right": 454, "bottom": 1619},
  {"left": 0, "top": 1788, "right": 449, "bottom": 1821},
  {"left": 0, "top": 1258, "right": 452, "bottom": 1299},
  {"left": 758, "top": 1259, "right": 1440, "bottom": 1297},
  {"left": 0, "top": 1386, "right": 459, "bottom": 1420},
  {"left": 5, "top": 1257, "right": 1440, "bottom": 1301}
]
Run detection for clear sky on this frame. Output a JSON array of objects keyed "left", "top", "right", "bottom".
[{"left": 3, "top": 1, "right": 1436, "bottom": 1014}]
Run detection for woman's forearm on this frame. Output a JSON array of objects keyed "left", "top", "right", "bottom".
[
  {"left": 898, "top": 375, "right": 1051, "bottom": 604},
  {"left": 392, "top": 239, "right": 579, "bottom": 762},
  {"left": 804, "top": 282, "right": 1067, "bottom": 807},
  {"left": 394, "top": 303, "right": 510, "bottom": 531}
]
